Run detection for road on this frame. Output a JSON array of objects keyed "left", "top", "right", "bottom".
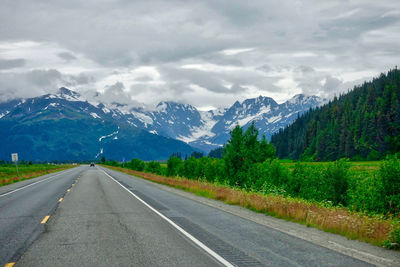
[
  {"left": 0, "top": 166, "right": 84, "bottom": 265},
  {"left": 0, "top": 166, "right": 399, "bottom": 266}
]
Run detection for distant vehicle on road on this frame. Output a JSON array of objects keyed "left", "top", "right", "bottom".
[{"left": 90, "top": 162, "right": 95, "bottom": 167}]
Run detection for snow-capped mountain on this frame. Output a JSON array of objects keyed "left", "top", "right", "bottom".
[
  {"left": 170, "top": 95, "right": 324, "bottom": 151},
  {"left": 0, "top": 87, "right": 327, "bottom": 160},
  {"left": 203, "top": 94, "right": 326, "bottom": 150},
  {"left": 97, "top": 92, "right": 326, "bottom": 152},
  {"left": 0, "top": 88, "right": 196, "bottom": 161}
]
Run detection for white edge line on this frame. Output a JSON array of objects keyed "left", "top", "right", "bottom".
[
  {"left": 0, "top": 168, "right": 78, "bottom": 198},
  {"left": 101, "top": 169, "right": 234, "bottom": 267}
]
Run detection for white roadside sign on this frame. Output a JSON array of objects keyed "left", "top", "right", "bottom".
[{"left": 11, "top": 153, "right": 18, "bottom": 162}]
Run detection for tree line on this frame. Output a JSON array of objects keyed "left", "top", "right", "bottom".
[{"left": 271, "top": 68, "right": 400, "bottom": 161}]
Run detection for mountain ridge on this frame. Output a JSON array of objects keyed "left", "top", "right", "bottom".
[
  {"left": 0, "top": 88, "right": 196, "bottom": 161},
  {"left": 0, "top": 88, "right": 327, "bottom": 156}
]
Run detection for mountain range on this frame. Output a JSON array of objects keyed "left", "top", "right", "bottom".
[{"left": 0, "top": 87, "right": 326, "bottom": 161}]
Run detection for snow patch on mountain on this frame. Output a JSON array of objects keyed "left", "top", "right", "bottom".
[
  {"left": 130, "top": 110, "right": 153, "bottom": 125},
  {"left": 95, "top": 148, "right": 104, "bottom": 158},
  {"left": 90, "top": 112, "right": 101, "bottom": 119},
  {"left": 98, "top": 130, "right": 119, "bottom": 142},
  {"left": 268, "top": 114, "right": 282, "bottom": 123},
  {"left": 44, "top": 102, "right": 60, "bottom": 110}
]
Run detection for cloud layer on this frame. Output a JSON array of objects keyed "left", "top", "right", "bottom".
[{"left": 0, "top": 0, "right": 399, "bottom": 109}]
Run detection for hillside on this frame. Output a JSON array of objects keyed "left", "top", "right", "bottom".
[
  {"left": 0, "top": 87, "right": 326, "bottom": 160},
  {"left": 0, "top": 88, "right": 195, "bottom": 161},
  {"left": 271, "top": 68, "right": 400, "bottom": 161},
  {"left": 85, "top": 94, "right": 325, "bottom": 152}
]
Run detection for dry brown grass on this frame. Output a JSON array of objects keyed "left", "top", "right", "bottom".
[{"left": 104, "top": 165, "right": 397, "bottom": 246}]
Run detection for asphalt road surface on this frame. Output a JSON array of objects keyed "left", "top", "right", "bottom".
[
  {"left": 0, "top": 166, "right": 85, "bottom": 265},
  {"left": 1, "top": 166, "right": 399, "bottom": 266}
]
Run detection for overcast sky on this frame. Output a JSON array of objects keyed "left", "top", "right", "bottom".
[{"left": 0, "top": 0, "right": 399, "bottom": 110}]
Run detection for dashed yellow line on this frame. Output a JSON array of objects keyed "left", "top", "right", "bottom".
[
  {"left": 58, "top": 198, "right": 63, "bottom": 202},
  {"left": 41, "top": 215, "right": 50, "bottom": 224},
  {"left": 4, "top": 263, "right": 15, "bottom": 267}
]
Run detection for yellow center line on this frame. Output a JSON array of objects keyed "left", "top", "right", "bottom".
[
  {"left": 41, "top": 215, "right": 50, "bottom": 224},
  {"left": 4, "top": 263, "right": 16, "bottom": 267},
  {"left": 58, "top": 198, "right": 63, "bottom": 202}
]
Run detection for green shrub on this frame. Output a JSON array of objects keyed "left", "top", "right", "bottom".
[
  {"left": 286, "top": 163, "right": 307, "bottom": 196},
  {"left": 267, "top": 159, "right": 289, "bottom": 186},
  {"left": 128, "top": 158, "right": 145, "bottom": 171},
  {"left": 247, "top": 162, "right": 269, "bottom": 190},
  {"left": 324, "top": 159, "right": 350, "bottom": 205},
  {"left": 182, "top": 157, "right": 197, "bottom": 179},
  {"left": 380, "top": 155, "right": 400, "bottom": 214},
  {"left": 205, "top": 159, "right": 225, "bottom": 183},
  {"left": 145, "top": 161, "right": 163, "bottom": 175},
  {"left": 385, "top": 227, "right": 400, "bottom": 249},
  {"left": 348, "top": 173, "right": 385, "bottom": 214},
  {"left": 167, "top": 156, "right": 183, "bottom": 176},
  {"left": 296, "top": 165, "right": 333, "bottom": 202}
]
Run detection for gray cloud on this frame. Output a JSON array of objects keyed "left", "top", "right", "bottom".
[
  {"left": 0, "top": 69, "right": 61, "bottom": 101},
  {"left": 57, "top": 52, "right": 77, "bottom": 62},
  {"left": 0, "top": 58, "right": 26, "bottom": 69},
  {"left": 0, "top": 0, "right": 399, "bottom": 108},
  {"left": 0, "top": 69, "right": 95, "bottom": 102}
]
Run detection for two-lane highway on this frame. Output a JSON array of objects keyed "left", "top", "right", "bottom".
[
  {"left": 1, "top": 166, "right": 399, "bottom": 266},
  {"left": 14, "top": 167, "right": 221, "bottom": 266},
  {"left": 0, "top": 166, "right": 84, "bottom": 266}
]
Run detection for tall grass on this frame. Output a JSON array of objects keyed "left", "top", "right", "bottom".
[
  {"left": 103, "top": 165, "right": 399, "bottom": 247},
  {"left": 0, "top": 164, "right": 76, "bottom": 186}
]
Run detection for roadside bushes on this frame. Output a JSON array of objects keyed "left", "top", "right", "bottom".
[
  {"left": 167, "top": 156, "right": 183, "bottom": 176},
  {"left": 163, "top": 154, "right": 400, "bottom": 216},
  {"left": 347, "top": 155, "right": 400, "bottom": 215},
  {"left": 112, "top": 158, "right": 165, "bottom": 176},
  {"left": 278, "top": 159, "right": 350, "bottom": 205},
  {"left": 104, "top": 129, "right": 400, "bottom": 217},
  {"left": 380, "top": 156, "right": 400, "bottom": 213},
  {"left": 145, "top": 161, "right": 164, "bottom": 175},
  {"left": 166, "top": 155, "right": 350, "bottom": 205},
  {"left": 348, "top": 173, "right": 385, "bottom": 214},
  {"left": 128, "top": 158, "right": 145, "bottom": 171}
]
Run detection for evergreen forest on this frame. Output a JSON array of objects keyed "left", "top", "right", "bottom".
[{"left": 271, "top": 68, "right": 400, "bottom": 161}]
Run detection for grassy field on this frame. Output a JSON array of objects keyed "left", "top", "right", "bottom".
[
  {"left": 102, "top": 164, "right": 399, "bottom": 248},
  {"left": 162, "top": 160, "right": 380, "bottom": 172},
  {"left": 280, "top": 161, "right": 380, "bottom": 172},
  {"left": 0, "top": 164, "right": 77, "bottom": 186}
]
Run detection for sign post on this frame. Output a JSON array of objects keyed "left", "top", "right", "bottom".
[{"left": 11, "top": 153, "right": 19, "bottom": 177}]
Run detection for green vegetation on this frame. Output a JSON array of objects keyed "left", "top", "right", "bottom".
[
  {"left": 271, "top": 68, "right": 400, "bottom": 161},
  {"left": 103, "top": 119, "right": 400, "bottom": 248},
  {"left": 104, "top": 123, "right": 400, "bottom": 217},
  {"left": 103, "top": 163, "right": 399, "bottom": 248},
  {"left": 0, "top": 163, "right": 76, "bottom": 186}
]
